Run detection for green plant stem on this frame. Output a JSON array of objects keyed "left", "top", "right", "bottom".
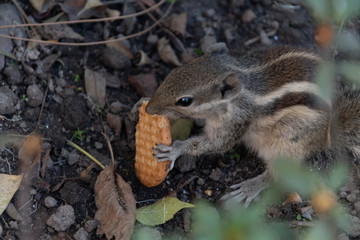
[{"left": 67, "top": 140, "right": 105, "bottom": 169}]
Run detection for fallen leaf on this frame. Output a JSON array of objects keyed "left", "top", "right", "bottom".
[
  {"left": 157, "top": 38, "right": 182, "bottom": 67},
  {"left": 84, "top": 67, "right": 107, "bottom": 108},
  {"left": 77, "top": 0, "right": 107, "bottom": 19},
  {"left": 171, "top": 118, "right": 193, "bottom": 141},
  {"left": 39, "top": 24, "right": 84, "bottom": 41},
  {"left": 0, "top": 174, "right": 23, "bottom": 215},
  {"left": 107, "top": 40, "right": 134, "bottom": 59},
  {"left": 30, "top": 0, "right": 54, "bottom": 14},
  {"left": 18, "top": 133, "right": 42, "bottom": 166},
  {"left": 167, "top": 12, "right": 187, "bottom": 37},
  {"left": 136, "top": 197, "right": 194, "bottom": 226},
  {"left": 128, "top": 74, "right": 157, "bottom": 97},
  {"left": 107, "top": 113, "right": 122, "bottom": 135},
  {"left": 60, "top": 0, "right": 107, "bottom": 20},
  {"left": 95, "top": 165, "right": 136, "bottom": 240}
]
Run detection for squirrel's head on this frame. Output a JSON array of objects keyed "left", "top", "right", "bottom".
[{"left": 146, "top": 43, "right": 243, "bottom": 120}]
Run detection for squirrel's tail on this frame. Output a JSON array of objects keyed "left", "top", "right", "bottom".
[{"left": 333, "top": 83, "right": 360, "bottom": 163}]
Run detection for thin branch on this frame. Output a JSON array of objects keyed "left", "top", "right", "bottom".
[
  {"left": 0, "top": 0, "right": 167, "bottom": 29},
  {"left": 0, "top": 0, "right": 175, "bottom": 46}
]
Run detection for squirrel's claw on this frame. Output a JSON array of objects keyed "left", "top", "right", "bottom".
[
  {"left": 221, "top": 170, "right": 270, "bottom": 208},
  {"left": 153, "top": 141, "right": 183, "bottom": 171}
]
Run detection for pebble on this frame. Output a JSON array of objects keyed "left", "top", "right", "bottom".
[
  {"left": 84, "top": 220, "right": 98, "bottom": 232},
  {"left": 4, "top": 63, "right": 22, "bottom": 84},
  {"left": 44, "top": 196, "right": 57, "bottom": 208},
  {"left": 94, "top": 142, "right": 103, "bottom": 150},
  {"left": 110, "top": 101, "right": 123, "bottom": 114},
  {"left": 0, "top": 87, "right": 16, "bottom": 114},
  {"left": 242, "top": 9, "right": 257, "bottom": 23},
  {"left": 347, "top": 215, "right": 360, "bottom": 237},
  {"left": 200, "top": 35, "right": 217, "bottom": 52},
  {"left": 56, "top": 78, "right": 67, "bottom": 88},
  {"left": 9, "top": 221, "right": 18, "bottom": 230},
  {"left": 346, "top": 193, "right": 358, "bottom": 203},
  {"left": 74, "top": 227, "right": 90, "bottom": 240},
  {"left": 27, "top": 84, "right": 44, "bottom": 107},
  {"left": 46, "top": 205, "right": 75, "bottom": 231},
  {"left": 68, "top": 150, "right": 80, "bottom": 166},
  {"left": 354, "top": 201, "right": 360, "bottom": 212},
  {"left": 29, "top": 188, "right": 37, "bottom": 196},
  {"left": 204, "top": 8, "right": 215, "bottom": 18},
  {"left": 146, "top": 34, "right": 158, "bottom": 45},
  {"left": 52, "top": 94, "right": 63, "bottom": 104},
  {"left": 55, "top": 85, "right": 63, "bottom": 95},
  {"left": 63, "top": 88, "right": 75, "bottom": 97},
  {"left": 128, "top": 74, "right": 158, "bottom": 97},
  {"left": 209, "top": 168, "right": 222, "bottom": 181},
  {"left": 101, "top": 47, "right": 130, "bottom": 70}
]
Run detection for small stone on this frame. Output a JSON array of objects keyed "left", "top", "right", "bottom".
[
  {"left": 84, "top": 220, "right": 99, "bottom": 232},
  {"left": 242, "top": 9, "right": 256, "bottom": 23},
  {"left": 74, "top": 227, "right": 90, "bottom": 240},
  {"left": 63, "top": 88, "right": 75, "bottom": 97},
  {"left": 110, "top": 101, "right": 123, "bottom": 114},
  {"left": 200, "top": 35, "right": 217, "bottom": 53},
  {"left": 346, "top": 193, "right": 358, "bottom": 203},
  {"left": 94, "top": 142, "right": 103, "bottom": 150},
  {"left": 354, "top": 201, "right": 360, "bottom": 212},
  {"left": 146, "top": 34, "right": 158, "bottom": 45},
  {"left": 204, "top": 8, "right": 215, "bottom": 18},
  {"left": 9, "top": 221, "right": 18, "bottom": 230},
  {"left": 347, "top": 215, "right": 360, "bottom": 237},
  {"left": 48, "top": 78, "right": 55, "bottom": 92},
  {"left": 55, "top": 85, "right": 63, "bottom": 95},
  {"left": 44, "top": 196, "right": 57, "bottom": 208},
  {"left": 56, "top": 78, "right": 67, "bottom": 88},
  {"left": 27, "top": 84, "right": 44, "bottom": 107},
  {"left": 209, "top": 168, "right": 222, "bottom": 181},
  {"left": 68, "top": 150, "right": 80, "bottom": 166},
  {"left": 46, "top": 205, "right": 75, "bottom": 231},
  {"left": 0, "top": 86, "right": 17, "bottom": 114},
  {"left": 101, "top": 47, "right": 130, "bottom": 70},
  {"left": 337, "top": 233, "right": 349, "bottom": 240},
  {"left": 29, "top": 189, "right": 37, "bottom": 196},
  {"left": 197, "top": 178, "right": 205, "bottom": 185},
  {"left": 204, "top": 189, "right": 213, "bottom": 196},
  {"left": 4, "top": 63, "right": 22, "bottom": 84},
  {"left": 52, "top": 94, "right": 63, "bottom": 104}
]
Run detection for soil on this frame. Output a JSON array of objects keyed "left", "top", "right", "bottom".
[{"left": 0, "top": 0, "right": 360, "bottom": 239}]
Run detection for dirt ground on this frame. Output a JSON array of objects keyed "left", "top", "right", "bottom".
[{"left": 1, "top": 0, "right": 360, "bottom": 239}]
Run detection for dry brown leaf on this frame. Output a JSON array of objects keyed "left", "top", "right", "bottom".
[
  {"left": 107, "top": 113, "right": 122, "bottom": 135},
  {"left": 30, "top": 0, "right": 54, "bottom": 14},
  {"left": 60, "top": 0, "right": 107, "bottom": 20},
  {"left": 106, "top": 41, "right": 134, "bottom": 59},
  {"left": 157, "top": 38, "right": 182, "bottom": 67},
  {"left": 95, "top": 165, "right": 136, "bottom": 240},
  {"left": 39, "top": 24, "right": 84, "bottom": 41},
  {"left": 84, "top": 67, "right": 107, "bottom": 108},
  {"left": 167, "top": 12, "right": 187, "bottom": 37},
  {"left": 18, "top": 133, "right": 42, "bottom": 166}
]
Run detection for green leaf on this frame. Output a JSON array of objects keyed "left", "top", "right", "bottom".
[
  {"left": 315, "top": 62, "right": 335, "bottom": 101},
  {"left": 136, "top": 197, "right": 194, "bottom": 226},
  {"left": 171, "top": 118, "right": 193, "bottom": 140},
  {"left": 339, "top": 61, "right": 360, "bottom": 83},
  {"left": 0, "top": 174, "right": 23, "bottom": 215},
  {"left": 327, "top": 163, "right": 349, "bottom": 190}
]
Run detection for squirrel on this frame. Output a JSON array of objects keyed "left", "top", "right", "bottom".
[{"left": 144, "top": 43, "right": 360, "bottom": 207}]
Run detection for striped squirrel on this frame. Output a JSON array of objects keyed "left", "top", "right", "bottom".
[{"left": 145, "top": 43, "right": 360, "bottom": 207}]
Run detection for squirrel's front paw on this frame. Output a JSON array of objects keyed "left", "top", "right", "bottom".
[{"left": 152, "top": 140, "right": 183, "bottom": 171}]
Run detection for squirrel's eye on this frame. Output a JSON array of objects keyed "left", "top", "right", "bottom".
[{"left": 176, "top": 97, "right": 193, "bottom": 107}]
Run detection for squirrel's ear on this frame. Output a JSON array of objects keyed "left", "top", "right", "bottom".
[
  {"left": 205, "top": 42, "right": 229, "bottom": 57},
  {"left": 219, "top": 72, "right": 241, "bottom": 99}
]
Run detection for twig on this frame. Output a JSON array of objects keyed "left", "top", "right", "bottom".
[
  {"left": 67, "top": 140, "right": 105, "bottom": 169},
  {"left": 35, "top": 83, "right": 49, "bottom": 132},
  {"left": 0, "top": 0, "right": 174, "bottom": 46},
  {"left": 101, "top": 132, "right": 115, "bottom": 166},
  {"left": 0, "top": 0, "right": 167, "bottom": 30}
]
